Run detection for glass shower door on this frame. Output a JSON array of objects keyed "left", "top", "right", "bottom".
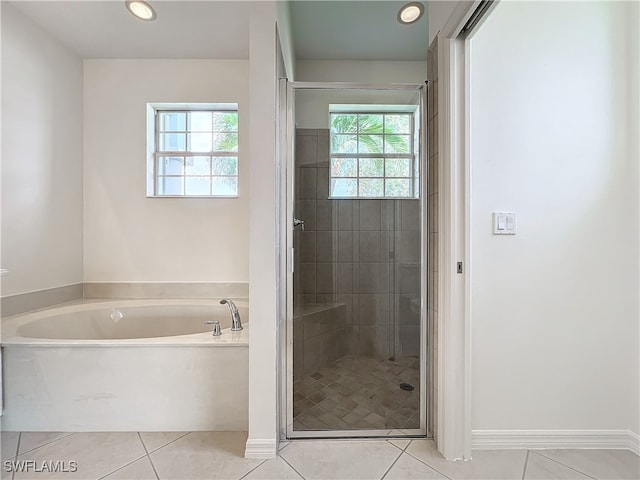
[{"left": 286, "top": 83, "right": 426, "bottom": 438}]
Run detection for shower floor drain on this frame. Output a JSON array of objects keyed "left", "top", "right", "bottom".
[{"left": 399, "top": 382, "right": 415, "bottom": 391}]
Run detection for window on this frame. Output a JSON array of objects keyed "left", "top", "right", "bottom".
[
  {"left": 150, "top": 107, "right": 239, "bottom": 197},
  {"left": 329, "top": 111, "right": 418, "bottom": 199}
]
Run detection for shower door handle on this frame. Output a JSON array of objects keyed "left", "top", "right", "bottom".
[{"left": 293, "top": 218, "right": 305, "bottom": 231}]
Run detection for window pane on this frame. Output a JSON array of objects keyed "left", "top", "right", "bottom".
[
  {"left": 331, "top": 114, "right": 357, "bottom": 134},
  {"left": 384, "top": 135, "right": 411, "bottom": 154},
  {"left": 359, "top": 158, "right": 384, "bottom": 177},
  {"left": 188, "top": 112, "right": 212, "bottom": 132},
  {"left": 327, "top": 111, "right": 417, "bottom": 200},
  {"left": 158, "top": 156, "right": 184, "bottom": 175},
  {"left": 331, "top": 158, "right": 357, "bottom": 177},
  {"left": 330, "top": 178, "right": 357, "bottom": 197},
  {"left": 212, "top": 177, "right": 238, "bottom": 196},
  {"left": 213, "top": 112, "right": 238, "bottom": 132},
  {"left": 188, "top": 133, "right": 213, "bottom": 152},
  {"left": 185, "top": 177, "right": 212, "bottom": 195},
  {"left": 358, "top": 135, "right": 383, "bottom": 154},
  {"left": 160, "top": 133, "right": 186, "bottom": 151},
  {"left": 385, "top": 179, "right": 412, "bottom": 197},
  {"left": 212, "top": 157, "right": 238, "bottom": 176},
  {"left": 157, "top": 176, "right": 183, "bottom": 195},
  {"left": 358, "top": 114, "right": 383, "bottom": 133},
  {"left": 359, "top": 178, "right": 384, "bottom": 197},
  {"left": 386, "top": 158, "right": 411, "bottom": 177},
  {"left": 384, "top": 114, "right": 411, "bottom": 134},
  {"left": 331, "top": 134, "right": 357, "bottom": 154},
  {"left": 153, "top": 109, "right": 239, "bottom": 197},
  {"left": 159, "top": 112, "right": 186, "bottom": 132},
  {"left": 185, "top": 156, "right": 210, "bottom": 175},
  {"left": 213, "top": 133, "right": 238, "bottom": 152}
]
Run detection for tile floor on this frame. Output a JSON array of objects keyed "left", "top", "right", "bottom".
[
  {"left": 294, "top": 355, "right": 420, "bottom": 431},
  {"left": 1, "top": 431, "right": 638, "bottom": 480}
]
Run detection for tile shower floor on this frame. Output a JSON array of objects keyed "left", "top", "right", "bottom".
[
  {"left": 293, "top": 355, "right": 420, "bottom": 431},
  {"left": 1, "top": 430, "right": 639, "bottom": 480}
]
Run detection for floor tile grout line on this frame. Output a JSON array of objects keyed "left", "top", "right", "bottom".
[
  {"left": 279, "top": 441, "right": 292, "bottom": 452},
  {"left": 17, "top": 432, "right": 75, "bottom": 457},
  {"left": 279, "top": 452, "right": 307, "bottom": 480},
  {"left": 96, "top": 453, "right": 149, "bottom": 480},
  {"left": 386, "top": 440, "right": 406, "bottom": 453},
  {"left": 144, "top": 432, "right": 192, "bottom": 455},
  {"left": 137, "top": 432, "right": 160, "bottom": 480},
  {"left": 400, "top": 447, "right": 453, "bottom": 480},
  {"left": 379, "top": 448, "right": 404, "bottom": 480},
  {"left": 237, "top": 459, "right": 268, "bottom": 480},
  {"left": 521, "top": 450, "right": 530, "bottom": 480},
  {"left": 533, "top": 451, "right": 599, "bottom": 480},
  {"left": 386, "top": 438, "right": 412, "bottom": 453},
  {"left": 401, "top": 438, "right": 412, "bottom": 452},
  {"left": 11, "top": 433, "right": 21, "bottom": 480}
]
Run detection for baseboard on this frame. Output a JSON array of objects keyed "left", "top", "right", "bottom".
[
  {"left": 244, "top": 438, "right": 277, "bottom": 459},
  {"left": 473, "top": 430, "right": 640, "bottom": 454},
  {"left": 629, "top": 431, "right": 640, "bottom": 456}
]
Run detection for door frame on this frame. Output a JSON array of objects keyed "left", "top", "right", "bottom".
[
  {"left": 434, "top": 0, "right": 499, "bottom": 461},
  {"left": 279, "top": 81, "right": 429, "bottom": 439}
]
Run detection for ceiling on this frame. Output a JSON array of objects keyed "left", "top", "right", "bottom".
[
  {"left": 290, "top": 1, "right": 429, "bottom": 61},
  {"left": 9, "top": 1, "right": 251, "bottom": 59},
  {"left": 8, "top": 1, "right": 428, "bottom": 61}
]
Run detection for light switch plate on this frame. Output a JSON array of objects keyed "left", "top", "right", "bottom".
[{"left": 493, "top": 212, "right": 517, "bottom": 235}]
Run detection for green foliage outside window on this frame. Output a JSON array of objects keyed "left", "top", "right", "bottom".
[{"left": 329, "top": 112, "right": 416, "bottom": 198}]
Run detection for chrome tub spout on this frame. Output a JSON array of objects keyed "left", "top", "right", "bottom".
[{"left": 220, "top": 298, "right": 242, "bottom": 331}]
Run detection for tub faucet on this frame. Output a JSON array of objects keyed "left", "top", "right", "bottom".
[{"left": 220, "top": 298, "right": 243, "bottom": 331}]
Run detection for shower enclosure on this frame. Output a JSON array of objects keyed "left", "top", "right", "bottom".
[{"left": 282, "top": 82, "right": 427, "bottom": 438}]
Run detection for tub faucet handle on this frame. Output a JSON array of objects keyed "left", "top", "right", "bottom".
[{"left": 204, "top": 320, "right": 222, "bottom": 336}]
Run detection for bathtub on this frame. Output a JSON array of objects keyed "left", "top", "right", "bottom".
[{"left": 0, "top": 299, "right": 248, "bottom": 432}]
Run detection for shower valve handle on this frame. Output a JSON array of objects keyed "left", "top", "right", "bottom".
[{"left": 293, "top": 218, "right": 305, "bottom": 231}]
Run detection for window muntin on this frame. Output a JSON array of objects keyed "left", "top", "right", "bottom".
[
  {"left": 154, "top": 110, "right": 238, "bottom": 197},
  {"left": 329, "top": 112, "right": 417, "bottom": 199}
]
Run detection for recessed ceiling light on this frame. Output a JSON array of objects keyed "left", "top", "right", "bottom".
[
  {"left": 125, "top": 0, "right": 156, "bottom": 21},
  {"left": 398, "top": 2, "right": 424, "bottom": 25}
]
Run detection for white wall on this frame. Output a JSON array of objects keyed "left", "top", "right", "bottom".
[
  {"left": 276, "top": 0, "right": 296, "bottom": 80},
  {"left": 296, "top": 59, "right": 427, "bottom": 84},
  {"left": 470, "top": 1, "right": 639, "bottom": 434},
  {"left": 246, "top": 2, "right": 279, "bottom": 457},
  {"left": 1, "top": 3, "right": 83, "bottom": 296},
  {"left": 294, "top": 60, "right": 427, "bottom": 129},
  {"left": 83, "top": 60, "right": 249, "bottom": 283}
]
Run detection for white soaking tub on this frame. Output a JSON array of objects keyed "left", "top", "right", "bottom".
[{"left": 0, "top": 299, "right": 248, "bottom": 432}]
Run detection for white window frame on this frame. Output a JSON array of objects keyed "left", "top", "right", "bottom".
[
  {"left": 146, "top": 103, "right": 239, "bottom": 198},
  {"left": 328, "top": 109, "right": 419, "bottom": 199}
]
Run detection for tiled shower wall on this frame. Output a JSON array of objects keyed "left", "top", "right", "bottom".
[
  {"left": 293, "top": 128, "right": 421, "bottom": 361},
  {"left": 427, "top": 38, "right": 439, "bottom": 441}
]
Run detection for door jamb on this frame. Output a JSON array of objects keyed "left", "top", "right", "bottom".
[{"left": 435, "top": 0, "right": 498, "bottom": 461}]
